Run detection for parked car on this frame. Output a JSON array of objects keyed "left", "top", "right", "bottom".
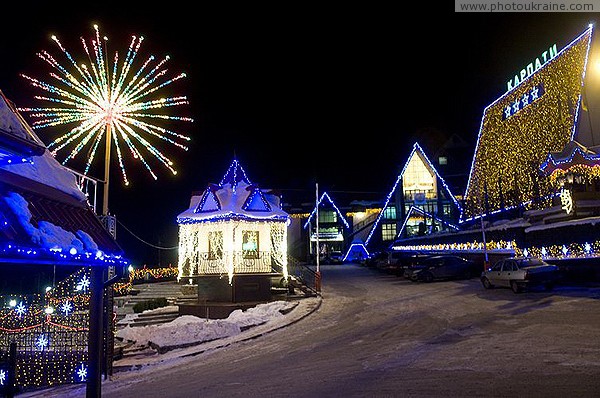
[
  {"left": 480, "top": 257, "right": 560, "bottom": 293},
  {"left": 403, "top": 255, "right": 477, "bottom": 282},
  {"left": 366, "top": 250, "right": 429, "bottom": 276}
]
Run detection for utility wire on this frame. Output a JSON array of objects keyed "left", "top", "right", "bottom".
[{"left": 116, "top": 218, "right": 178, "bottom": 250}]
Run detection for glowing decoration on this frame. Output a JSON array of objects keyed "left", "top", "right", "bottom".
[
  {"left": 503, "top": 84, "right": 545, "bottom": 120},
  {"left": 523, "top": 248, "right": 529, "bottom": 257},
  {"left": 44, "top": 306, "right": 54, "bottom": 315},
  {"left": 8, "top": 299, "right": 16, "bottom": 307},
  {"left": 506, "top": 43, "right": 557, "bottom": 91},
  {"left": 562, "top": 245, "right": 569, "bottom": 256},
  {"left": 461, "top": 26, "right": 593, "bottom": 222},
  {"left": 19, "top": 24, "right": 193, "bottom": 186},
  {"left": 76, "top": 364, "right": 87, "bottom": 382},
  {"left": 366, "top": 142, "right": 461, "bottom": 245},
  {"left": 0, "top": 369, "right": 6, "bottom": 386},
  {"left": 560, "top": 188, "right": 573, "bottom": 214},
  {"left": 0, "top": 268, "right": 91, "bottom": 389},
  {"left": 177, "top": 159, "right": 289, "bottom": 284},
  {"left": 35, "top": 334, "right": 49, "bottom": 350},
  {"left": 541, "top": 247, "right": 547, "bottom": 257},
  {"left": 60, "top": 301, "right": 73, "bottom": 316},
  {"left": 303, "top": 192, "right": 350, "bottom": 230},
  {"left": 585, "top": 242, "right": 592, "bottom": 254},
  {"left": 76, "top": 275, "right": 90, "bottom": 292},
  {"left": 15, "top": 302, "right": 26, "bottom": 317}
]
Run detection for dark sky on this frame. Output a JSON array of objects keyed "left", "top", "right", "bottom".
[{"left": 0, "top": 5, "right": 597, "bottom": 265}]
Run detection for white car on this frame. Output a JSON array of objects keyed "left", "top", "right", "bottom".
[{"left": 481, "top": 257, "right": 560, "bottom": 293}]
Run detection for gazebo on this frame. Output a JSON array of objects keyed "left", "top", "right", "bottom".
[{"left": 176, "top": 159, "right": 289, "bottom": 312}]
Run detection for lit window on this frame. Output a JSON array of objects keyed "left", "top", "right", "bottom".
[
  {"left": 242, "top": 231, "right": 259, "bottom": 259},
  {"left": 382, "top": 223, "right": 396, "bottom": 241},
  {"left": 318, "top": 210, "right": 337, "bottom": 223},
  {"left": 208, "top": 231, "right": 223, "bottom": 260},
  {"left": 438, "top": 156, "right": 447, "bottom": 165},
  {"left": 383, "top": 206, "right": 396, "bottom": 220}
]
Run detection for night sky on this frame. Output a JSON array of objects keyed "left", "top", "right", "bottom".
[{"left": 0, "top": 5, "right": 597, "bottom": 265}]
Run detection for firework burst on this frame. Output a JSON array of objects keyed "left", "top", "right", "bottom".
[{"left": 19, "top": 24, "right": 193, "bottom": 186}]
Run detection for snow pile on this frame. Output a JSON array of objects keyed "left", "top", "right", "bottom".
[
  {"left": 116, "top": 301, "right": 294, "bottom": 349},
  {"left": 3, "top": 191, "right": 98, "bottom": 252}
]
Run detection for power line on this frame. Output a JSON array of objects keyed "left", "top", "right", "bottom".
[{"left": 116, "top": 219, "right": 178, "bottom": 250}]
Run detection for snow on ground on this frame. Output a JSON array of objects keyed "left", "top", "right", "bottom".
[{"left": 116, "top": 300, "right": 295, "bottom": 349}]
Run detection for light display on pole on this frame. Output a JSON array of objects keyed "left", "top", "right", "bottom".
[{"left": 20, "top": 24, "right": 193, "bottom": 215}]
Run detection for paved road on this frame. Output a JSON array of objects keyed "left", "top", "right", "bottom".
[{"left": 36, "top": 263, "right": 600, "bottom": 397}]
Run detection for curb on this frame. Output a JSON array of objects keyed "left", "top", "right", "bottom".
[{"left": 112, "top": 295, "right": 322, "bottom": 372}]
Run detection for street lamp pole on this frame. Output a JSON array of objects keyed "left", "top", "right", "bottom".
[
  {"left": 102, "top": 123, "right": 112, "bottom": 216},
  {"left": 315, "top": 182, "right": 321, "bottom": 292}
]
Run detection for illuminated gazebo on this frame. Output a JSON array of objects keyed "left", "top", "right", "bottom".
[{"left": 177, "top": 159, "right": 289, "bottom": 306}]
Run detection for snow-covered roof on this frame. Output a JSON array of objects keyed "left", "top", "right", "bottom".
[
  {"left": 0, "top": 90, "right": 86, "bottom": 202},
  {"left": 177, "top": 159, "right": 289, "bottom": 224}
]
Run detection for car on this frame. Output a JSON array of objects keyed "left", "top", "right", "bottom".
[
  {"left": 366, "top": 250, "right": 429, "bottom": 276},
  {"left": 328, "top": 251, "right": 344, "bottom": 264},
  {"left": 403, "top": 255, "right": 478, "bottom": 282},
  {"left": 480, "top": 257, "right": 560, "bottom": 293}
]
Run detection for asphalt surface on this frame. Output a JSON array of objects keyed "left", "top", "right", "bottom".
[{"left": 19, "top": 263, "right": 600, "bottom": 397}]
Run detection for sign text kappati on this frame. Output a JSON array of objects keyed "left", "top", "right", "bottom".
[{"left": 507, "top": 44, "right": 557, "bottom": 92}]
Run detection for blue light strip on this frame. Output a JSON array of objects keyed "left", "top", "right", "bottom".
[
  {"left": 0, "top": 243, "right": 128, "bottom": 266},
  {"left": 365, "top": 142, "right": 460, "bottom": 245},
  {"left": 342, "top": 242, "right": 370, "bottom": 262},
  {"left": 460, "top": 26, "right": 594, "bottom": 223},
  {"left": 303, "top": 192, "right": 350, "bottom": 229},
  {"left": 460, "top": 192, "right": 560, "bottom": 223},
  {"left": 395, "top": 205, "right": 460, "bottom": 239},
  {"left": 178, "top": 213, "right": 289, "bottom": 224},
  {"left": 219, "top": 159, "right": 252, "bottom": 192},
  {"left": 539, "top": 145, "right": 600, "bottom": 171}
]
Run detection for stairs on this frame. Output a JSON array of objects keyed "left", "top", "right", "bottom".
[{"left": 114, "top": 281, "right": 193, "bottom": 326}]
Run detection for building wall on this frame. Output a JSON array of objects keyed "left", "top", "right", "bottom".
[{"left": 462, "top": 27, "right": 592, "bottom": 221}]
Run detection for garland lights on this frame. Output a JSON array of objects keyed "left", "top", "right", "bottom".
[
  {"left": 461, "top": 26, "right": 593, "bottom": 222},
  {"left": 303, "top": 192, "right": 350, "bottom": 230},
  {"left": 392, "top": 239, "right": 600, "bottom": 261},
  {"left": 0, "top": 268, "right": 91, "bottom": 388},
  {"left": 366, "top": 142, "right": 460, "bottom": 245}
]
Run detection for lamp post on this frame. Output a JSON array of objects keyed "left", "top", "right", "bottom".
[{"left": 315, "top": 182, "right": 321, "bottom": 292}]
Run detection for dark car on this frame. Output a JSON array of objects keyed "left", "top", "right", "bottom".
[
  {"left": 366, "top": 250, "right": 429, "bottom": 276},
  {"left": 404, "top": 255, "right": 477, "bottom": 282}
]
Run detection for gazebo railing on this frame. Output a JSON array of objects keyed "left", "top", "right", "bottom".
[{"left": 189, "top": 251, "right": 279, "bottom": 275}]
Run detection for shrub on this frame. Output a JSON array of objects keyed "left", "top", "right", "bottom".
[{"left": 132, "top": 297, "right": 169, "bottom": 313}]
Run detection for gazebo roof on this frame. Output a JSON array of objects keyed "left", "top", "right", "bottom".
[{"left": 177, "top": 159, "right": 289, "bottom": 224}]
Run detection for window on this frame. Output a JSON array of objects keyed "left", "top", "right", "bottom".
[
  {"left": 208, "top": 231, "right": 223, "bottom": 260},
  {"left": 242, "top": 230, "right": 259, "bottom": 259},
  {"left": 381, "top": 223, "right": 396, "bottom": 241},
  {"left": 383, "top": 206, "right": 396, "bottom": 220},
  {"left": 318, "top": 210, "right": 337, "bottom": 223}
]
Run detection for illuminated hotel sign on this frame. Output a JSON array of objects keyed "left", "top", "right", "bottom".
[
  {"left": 506, "top": 44, "right": 557, "bottom": 91},
  {"left": 503, "top": 83, "right": 545, "bottom": 120}
]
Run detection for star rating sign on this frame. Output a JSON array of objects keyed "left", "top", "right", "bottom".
[
  {"left": 521, "top": 92, "right": 529, "bottom": 107},
  {"left": 531, "top": 85, "right": 539, "bottom": 100},
  {"left": 512, "top": 100, "right": 520, "bottom": 113}
]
